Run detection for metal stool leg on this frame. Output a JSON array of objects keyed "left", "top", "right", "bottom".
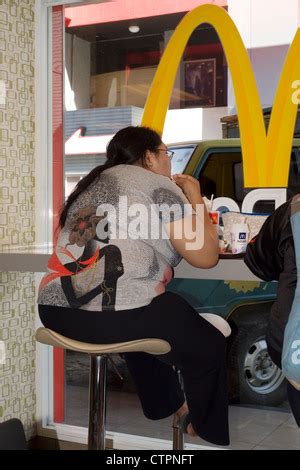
[
  {"left": 88, "top": 354, "right": 107, "bottom": 450},
  {"left": 172, "top": 414, "right": 184, "bottom": 450},
  {"left": 172, "top": 368, "right": 184, "bottom": 450}
]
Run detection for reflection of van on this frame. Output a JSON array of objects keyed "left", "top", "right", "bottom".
[{"left": 167, "top": 138, "right": 300, "bottom": 407}]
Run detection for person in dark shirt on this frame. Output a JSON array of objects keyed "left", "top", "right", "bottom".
[{"left": 245, "top": 196, "right": 300, "bottom": 424}]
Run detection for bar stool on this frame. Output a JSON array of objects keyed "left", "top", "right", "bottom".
[
  {"left": 35, "top": 328, "right": 184, "bottom": 450},
  {"left": 35, "top": 313, "right": 230, "bottom": 451}
]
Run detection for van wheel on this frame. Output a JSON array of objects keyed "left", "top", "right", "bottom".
[{"left": 229, "top": 325, "right": 286, "bottom": 406}]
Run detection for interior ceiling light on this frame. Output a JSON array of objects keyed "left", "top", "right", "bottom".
[{"left": 128, "top": 25, "right": 140, "bottom": 33}]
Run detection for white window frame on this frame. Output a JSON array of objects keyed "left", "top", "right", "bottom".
[{"left": 34, "top": 0, "right": 204, "bottom": 450}]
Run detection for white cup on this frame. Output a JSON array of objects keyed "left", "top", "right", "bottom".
[{"left": 230, "top": 223, "right": 249, "bottom": 254}]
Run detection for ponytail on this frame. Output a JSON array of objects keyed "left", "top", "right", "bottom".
[
  {"left": 59, "top": 126, "right": 162, "bottom": 228},
  {"left": 59, "top": 161, "right": 114, "bottom": 228}
]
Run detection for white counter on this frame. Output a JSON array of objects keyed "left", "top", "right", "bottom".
[
  {"left": 0, "top": 248, "right": 261, "bottom": 281},
  {"left": 174, "top": 258, "right": 261, "bottom": 281}
]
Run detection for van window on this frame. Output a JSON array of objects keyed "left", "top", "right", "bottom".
[
  {"left": 233, "top": 161, "right": 274, "bottom": 213},
  {"left": 199, "top": 151, "right": 242, "bottom": 200},
  {"left": 170, "top": 145, "right": 196, "bottom": 175},
  {"left": 235, "top": 150, "right": 299, "bottom": 213},
  {"left": 199, "top": 149, "right": 299, "bottom": 214}
]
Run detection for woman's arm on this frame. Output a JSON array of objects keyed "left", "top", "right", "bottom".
[{"left": 165, "top": 175, "right": 219, "bottom": 269}]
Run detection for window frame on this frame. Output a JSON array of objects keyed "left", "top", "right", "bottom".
[{"left": 35, "top": 0, "right": 204, "bottom": 450}]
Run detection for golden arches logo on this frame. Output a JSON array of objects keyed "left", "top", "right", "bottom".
[{"left": 141, "top": 4, "right": 300, "bottom": 188}]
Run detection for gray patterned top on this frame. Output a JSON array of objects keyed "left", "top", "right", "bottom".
[{"left": 37, "top": 164, "right": 193, "bottom": 311}]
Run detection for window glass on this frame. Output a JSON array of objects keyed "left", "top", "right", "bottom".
[
  {"left": 62, "top": 1, "right": 228, "bottom": 439},
  {"left": 199, "top": 151, "right": 242, "bottom": 200}
]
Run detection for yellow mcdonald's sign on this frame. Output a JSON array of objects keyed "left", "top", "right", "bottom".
[{"left": 141, "top": 4, "right": 300, "bottom": 188}]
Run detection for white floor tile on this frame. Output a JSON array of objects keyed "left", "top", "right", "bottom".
[{"left": 65, "top": 385, "right": 298, "bottom": 450}]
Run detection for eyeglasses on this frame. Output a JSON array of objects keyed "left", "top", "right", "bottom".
[{"left": 156, "top": 148, "right": 175, "bottom": 159}]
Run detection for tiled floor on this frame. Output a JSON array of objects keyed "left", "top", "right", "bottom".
[{"left": 65, "top": 385, "right": 300, "bottom": 450}]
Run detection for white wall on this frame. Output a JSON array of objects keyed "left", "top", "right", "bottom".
[
  {"left": 65, "top": 33, "right": 91, "bottom": 110},
  {"left": 162, "top": 107, "right": 228, "bottom": 143},
  {"left": 228, "top": 44, "right": 289, "bottom": 110},
  {"left": 228, "top": 0, "right": 299, "bottom": 48},
  {"left": 227, "top": 0, "right": 297, "bottom": 112},
  {"left": 65, "top": 33, "right": 75, "bottom": 110}
]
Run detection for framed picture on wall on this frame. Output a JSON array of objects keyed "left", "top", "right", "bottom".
[{"left": 183, "top": 58, "right": 216, "bottom": 107}]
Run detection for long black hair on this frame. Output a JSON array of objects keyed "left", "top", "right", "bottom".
[{"left": 59, "top": 126, "right": 162, "bottom": 228}]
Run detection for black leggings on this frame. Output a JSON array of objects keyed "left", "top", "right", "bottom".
[{"left": 39, "top": 291, "right": 229, "bottom": 446}]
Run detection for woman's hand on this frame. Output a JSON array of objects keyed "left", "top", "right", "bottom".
[{"left": 172, "top": 174, "right": 201, "bottom": 206}]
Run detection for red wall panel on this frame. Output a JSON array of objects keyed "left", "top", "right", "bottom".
[
  {"left": 52, "top": 5, "right": 65, "bottom": 424},
  {"left": 66, "top": 0, "right": 227, "bottom": 27}
]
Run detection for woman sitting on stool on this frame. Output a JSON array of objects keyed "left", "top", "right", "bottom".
[{"left": 38, "top": 126, "right": 229, "bottom": 446}]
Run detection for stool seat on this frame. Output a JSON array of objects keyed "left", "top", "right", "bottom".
[
  {"left": 35, "top": 327, "right": 173, "bottom": 450},
  {"left": 35, "top": 327, "right": 171, "bottom": 355}
]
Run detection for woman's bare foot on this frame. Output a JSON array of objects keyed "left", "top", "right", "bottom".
[
  {"left": 175, "top": 402, "right": 189, "bottom": 418},
  {"left": 174, "top": 403, "right": 197, "bottom": 437}
]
